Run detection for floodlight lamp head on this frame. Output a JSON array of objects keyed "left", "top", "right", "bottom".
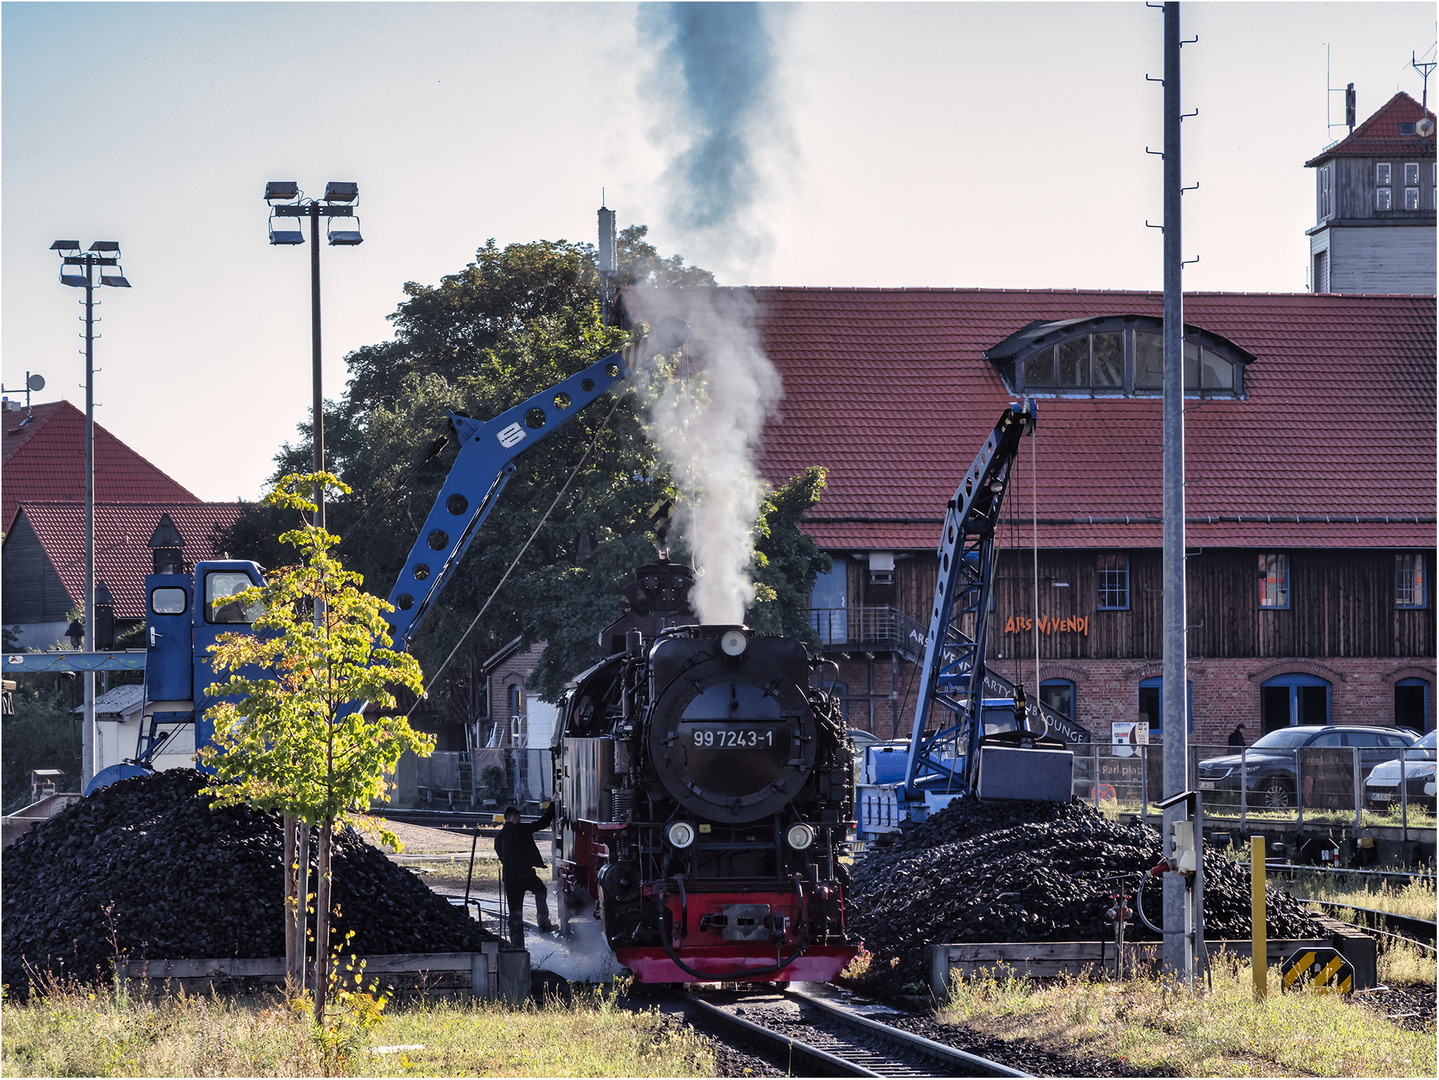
[
  {"left": 50, "top": 240, "right": 80, "bottom": 252},
  {"left": 323, "top": 181, "right": 358, "bottom": 203},
  {"left": 88, "top": 241, "right": 120, "bottom": 252},
  {"left": 265, "top": 181, "right": 300, "bottom": 203}
]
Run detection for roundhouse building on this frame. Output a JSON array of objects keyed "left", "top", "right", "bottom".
[{"left": 620, "top": 285, "right": 1436, "bottom": 746}]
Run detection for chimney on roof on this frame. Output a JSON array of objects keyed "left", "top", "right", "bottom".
[{"left": 149, "top": 513, "right": 185, "bottom": 575}]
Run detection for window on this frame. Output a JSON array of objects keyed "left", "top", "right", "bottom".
[
  {"left": 1040, "top": 679, "right": 1075, "bottom": 720},
  {"left": 810, "top": 556, "right": 848, "bottom": 644},
  {"left": 991, "top": 317, "right": 1250, "bottom": 400},
  {"left": 1376, "top": 186, "right": 1393, "bottom": 210},
  {"left": 1396, "top": 553, "right": 1427, "bottom": 608},
  {"left": 150, "top": 587, "right": 188, "bottom": 615},
  {"left": 1097, "top": 553, "right": 1130, "bottom": 610},
  {"left": 1138, "top": 677, "right": 1192, "bottom": 736},
  {"left": 1317, "top": 163, "right": 1333, "bottom": 220},
  {"left": 1404, "top": 162, "right": 1419, "bottom": 186},
  {"left": 1376, "top": 162, "right": 1392, "bottom": 185},
  {"left": 205, "top": 571, "right": 262, "bottom": 624},
  {"left": 1405, "top": 187, "right": 1420, "bottom": 209},
  {"left": 1258, "top": 553, "right": 1289, "bottom": 609},
  {"left": 1260, "top": 673, "right": 1331, "bottom": 732},
  {"left": 508, "top": 683, "right": 524, "bottom": 720},
  {"left": 1395, "top": 678, "right": 1428, "bottom": 735}
]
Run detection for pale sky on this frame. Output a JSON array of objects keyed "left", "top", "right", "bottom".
[{"left": 3, "top": 2, "right": 1433, "bottom": 504}]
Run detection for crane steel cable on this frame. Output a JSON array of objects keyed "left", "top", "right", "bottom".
[{"left": 408, "top": 392, "right": 628, "bottom": 713}]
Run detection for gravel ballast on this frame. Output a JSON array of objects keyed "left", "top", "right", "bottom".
[{"left": 1, "top": 770, "right": 497, "bottom": 998}]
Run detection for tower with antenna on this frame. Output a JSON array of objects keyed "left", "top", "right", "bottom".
[{"left": 1305, "top": 68, "right": 1436, "bottom": 295}]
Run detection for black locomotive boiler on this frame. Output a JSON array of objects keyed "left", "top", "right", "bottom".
[{"left": 552, "top": 562, "right": 859, "bottom": 983}]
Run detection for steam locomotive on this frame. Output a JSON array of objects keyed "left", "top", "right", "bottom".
[{"left": 552, "top": 561, "right": 860, "bottom": 983}]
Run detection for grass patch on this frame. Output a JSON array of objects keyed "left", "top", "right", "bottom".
[
  {"left": 1, "top": 981, "right": 714, "bottom": 1078},
  {"left": 937, "top": 959, "right": 1434, "bottom": 1077},
  {"left": 1279, "top": 868, "right": 1437, "bottom": 922}
]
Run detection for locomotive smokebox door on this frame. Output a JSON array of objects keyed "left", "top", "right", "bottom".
[{"left": 647, "top": 632, "right": 817, "bottom": 824}]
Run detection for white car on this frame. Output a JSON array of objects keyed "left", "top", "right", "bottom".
[{"left": 1363, "top": 729, "right": 1437, "bottom": 811}]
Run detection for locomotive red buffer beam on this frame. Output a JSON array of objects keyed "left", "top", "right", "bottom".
[{"left": 612, "top": 879, "right": 858, "bottom": 984}]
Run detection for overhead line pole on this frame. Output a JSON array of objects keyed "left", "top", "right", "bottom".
[{"left": 1161, "top": 0, "right": 1194, "bottom": 983}]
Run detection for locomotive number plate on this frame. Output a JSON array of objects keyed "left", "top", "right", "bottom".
[{"left": 681, "top": 722, "right": 786, "bottom": 749}]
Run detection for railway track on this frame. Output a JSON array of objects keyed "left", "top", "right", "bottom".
[
  {"left": 653, "top": 983, "right": 1031, "bottom": 1078},
  {"left": 1302, "top": 898, "right": 1437, "bottom": 947}
]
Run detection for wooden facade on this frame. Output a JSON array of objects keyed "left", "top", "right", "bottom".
[{"left": 855, "top": 548, "right": 1436, "bottom": 664}]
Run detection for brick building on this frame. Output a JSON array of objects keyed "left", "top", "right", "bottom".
[{"left": 620, "top": 285, "right": 1436, "bottom": 746}]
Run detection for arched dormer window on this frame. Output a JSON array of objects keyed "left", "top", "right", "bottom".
[{"left": 984, "top": 315, "right": 1254, "bottom": 399}]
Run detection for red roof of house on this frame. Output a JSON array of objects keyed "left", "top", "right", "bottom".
[
  {"left": 13, "top": 502, "right": 243, "bottom": 619},
  {"left": 624, "top": 287, "right": 1436, "bottom": 551},
  {"left": 1305, "top": 91, "right": 1437, "bottom": 166},
  {"left": 2, "top": 401, "right": 199, "bottom": 536}
]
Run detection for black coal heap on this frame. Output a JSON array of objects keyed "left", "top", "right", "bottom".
[
  {"left": 2, "top": 770, "right": 496, "bottom": 998},
  {"left": 847, "top": 794, "right": 1324, "bottom": 993}
]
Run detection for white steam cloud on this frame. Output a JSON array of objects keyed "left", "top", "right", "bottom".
[{"left": 631, "top": 289, "right": 780, "bottom": 626}]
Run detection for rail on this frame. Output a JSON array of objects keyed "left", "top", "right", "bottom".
[{"left": 656, "top": 984, "right": 1030, "bottom": 1078}]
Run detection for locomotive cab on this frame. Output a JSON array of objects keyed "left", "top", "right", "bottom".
[{"left": 553, "top": 622, "right": 859, "bottom": 983}]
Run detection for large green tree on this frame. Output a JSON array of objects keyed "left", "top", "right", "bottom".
[{"left": 222, "top": 227, "right": 827, "bottom": 710}]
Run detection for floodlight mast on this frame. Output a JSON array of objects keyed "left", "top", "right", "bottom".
[
  {"left": 260, "top": 180, "right": 362, "bottom": 993},
  {"left": 49, "top": 239, "right": 131, "bottom": 792},
  {"left": 262, "top": 181, "right": 363, "bottom": 531}
]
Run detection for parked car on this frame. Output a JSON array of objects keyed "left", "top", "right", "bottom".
[
  {"left": 1197, "top": 725, "right": 1420, "bottom": 809},
  {"left": 1363, "top": 729, "right": 1437, "bottom": 812}
]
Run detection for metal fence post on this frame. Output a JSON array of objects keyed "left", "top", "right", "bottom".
[
  {"left": 1140, "top": 744, "right": 1148, "bottom": 827},
  {"left": 1296, "top": 748, "right": 1304, "bottom": 833},
  {"left": 1352, "top": 746, "right": 1361, "bottom": 829},
  {"left": 1240, "top": 746, "right": 1247, "bottom": 831}
]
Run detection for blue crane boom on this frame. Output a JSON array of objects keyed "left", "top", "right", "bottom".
[{"left": 6, "top": 319, "right": 687, "bottom": 794}]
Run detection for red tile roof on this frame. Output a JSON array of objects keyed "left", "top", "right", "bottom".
[
  {"left": 624, "top": 287, "right": 1437, "bottom": 551},
  {"left": 1305, "top": 91, "right": 1437, "bottom": 165},
  {"left": 12, "top": 503, "right": 244, "bottom": 619},
  {"left": 2, "top": 401, "right": 199, "bottom": 535}
]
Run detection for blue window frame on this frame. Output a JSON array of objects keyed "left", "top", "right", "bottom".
[
  {"left": 1396, "top": 553, "right": 1427, "bottom": 609},
  {"left": 1138, "top": 677, "right": 1193, "bottom": 736},
  {"left": 1040, "top": 679, "right": 1075, "bottom": 720},
  {"left": 1395, "top": 678, "right": 1428, "bottom": 735},
  {"left": 1097, "top": 553, "right": 1129, "bottom": 610},
  {"left": 1258, "top": 553, "right": 1290, "bottom": 609},
  {"left": 810, "top": 556, "right": 848, "bottom": 644},
  {"left": 1260, "top": 673, "right": 1331, "bottom": 733}
]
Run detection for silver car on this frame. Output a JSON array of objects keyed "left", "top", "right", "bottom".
[{"left": 1363, "top": 729, "right": 1437, "bottom": 811}]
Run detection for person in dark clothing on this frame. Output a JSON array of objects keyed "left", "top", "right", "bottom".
[
  {"left": 495, "top": 802, "right": 555, "bottom": 946},
  {"left": 1228, "top": 723, "right": 1246, "bottom": 748}
]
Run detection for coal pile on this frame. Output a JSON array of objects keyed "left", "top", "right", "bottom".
[
  {"left": 2, "top": 770, "right": 496, "bottom": 998},
  {"left": 848, "top": 795, "right": 1325, "bottom": 993}
]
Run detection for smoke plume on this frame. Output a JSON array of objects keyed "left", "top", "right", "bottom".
[
  {"left": 637, "top": 2, "right": 788, "bottom": 277},
  {"left": 630, "top": 289, "right": 781, "bottom": 626}
]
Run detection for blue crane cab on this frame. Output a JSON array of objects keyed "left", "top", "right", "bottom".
[{"left": 84, "top": 559, "right": 265, "bottom": 794}]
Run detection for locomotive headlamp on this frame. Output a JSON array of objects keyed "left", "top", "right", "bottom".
[
  {"left": 666, "top": 820, "right": 697, "bottom": 849},
  {"left": 720, "top": 629, "right": 748, "bottom": 657},
  {"left": 786, "top": 823, "right": 815, "bottom": 850}
]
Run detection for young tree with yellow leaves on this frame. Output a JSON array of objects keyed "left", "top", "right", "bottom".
[{"left": 198, "top": 473, "right": 433, "bottom": 1025}]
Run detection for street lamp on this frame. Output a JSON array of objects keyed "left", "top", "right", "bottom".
[
  {"left": 261, "top": 181, "right": 361, "bottom": 992},
  {"left": 50, "top": 239, "right": 132, "bottom": 791},
  {"left": 263, "top": 181, "right": 363, "bottom": 531}
]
